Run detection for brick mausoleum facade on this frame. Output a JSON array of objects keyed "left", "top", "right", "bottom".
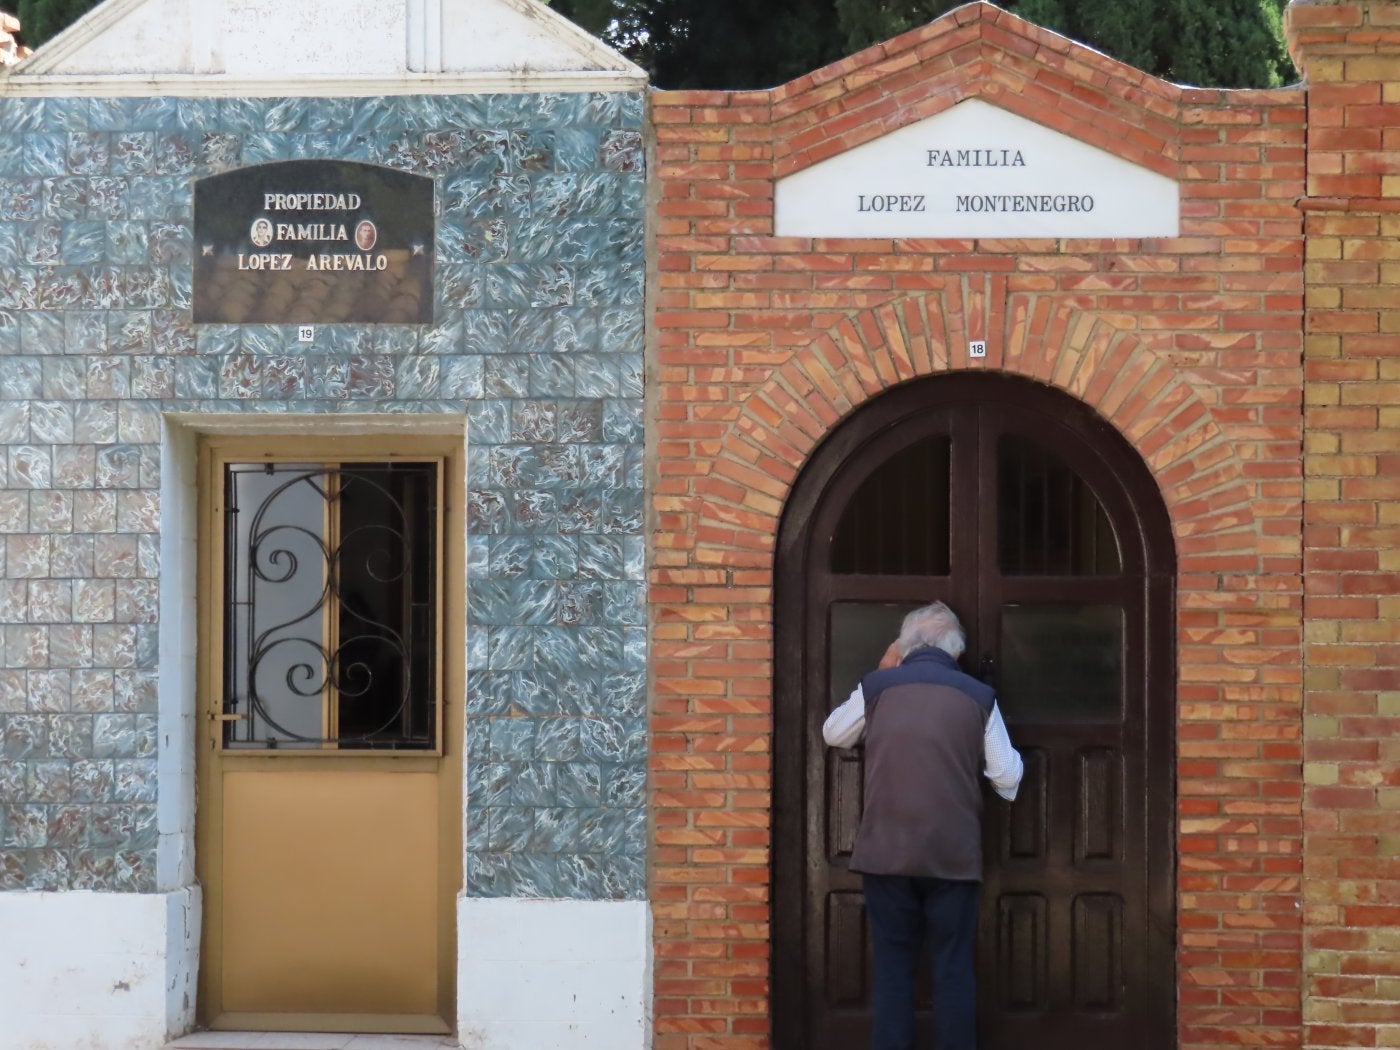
[
  {"left": 0, "top": 0, "right": 1398, "bottom": 1049},
  {"left": 649, "top": 2, "right": 1400, "bottom": 1049}
]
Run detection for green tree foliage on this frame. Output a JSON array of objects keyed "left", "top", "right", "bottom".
[
  {"left": 15, "top": 0, "right": 100, "bottom": 48},
  {"left": 553, "top": 0, "right": 1297, "bottom": 90},
  {"left": 20, "top": 0, "right": 1296, "bottom": 89},
  {"left": 1000, "top": 0, "right": 1295, "bottom": 87},
  {"left": 552, "top": 0, "right": 848, "bottom": 89}
]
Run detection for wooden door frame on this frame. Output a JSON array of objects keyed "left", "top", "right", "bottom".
[
  {"left": 772, "top": 372, "right": 1177, "bottom": 1048},
  {"left": 194, "top": 432, "right": 465, "bottom": 1032}
]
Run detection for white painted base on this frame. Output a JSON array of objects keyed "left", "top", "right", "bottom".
[
  {"left": 0, "top": 890, "right": 652, "bottom": 1049},
  {"left": 0, "top": 887, "right": 200, "bottom": 1050},
  {"left": 456, "top": 898, "right": 652, "bottom": 1050}
]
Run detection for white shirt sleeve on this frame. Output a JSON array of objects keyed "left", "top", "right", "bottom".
[
  {"left": 822, "top": 685, "right": 866, "bottom": 749},
  {"left": 826, "top": 686, "right": 1023, "bottom": 805},
  {"left": 983, "top": 701, "right": 1023, "bottom": 801}
]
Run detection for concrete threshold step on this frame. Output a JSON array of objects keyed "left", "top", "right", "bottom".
[{"left": 166, "top": 1035, "right": 458, "bottom": 1050}]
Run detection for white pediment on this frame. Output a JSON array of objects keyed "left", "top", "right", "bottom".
[
  {"left": 776, "top": 99, "right": 1179, "bottom": 239},
  {"left": 2, "top": 0, "right": 644, "bottom": 94}
]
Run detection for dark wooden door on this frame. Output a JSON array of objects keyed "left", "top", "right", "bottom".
[{"left": 773, "top": 374, "right": 1175, "bottom": 1050}]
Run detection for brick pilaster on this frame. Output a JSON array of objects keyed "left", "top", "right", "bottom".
[{"left": 1290, "top": 2, "right": 1400, "bottom": 1047}]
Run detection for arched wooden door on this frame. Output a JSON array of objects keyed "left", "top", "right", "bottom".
[{"left": 773, "top": 373, "right": 1176, "bottom": 1049}]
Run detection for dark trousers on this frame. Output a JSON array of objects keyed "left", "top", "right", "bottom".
[{"left": 862, "top": 873, "right": 980, "bottom": 1050}]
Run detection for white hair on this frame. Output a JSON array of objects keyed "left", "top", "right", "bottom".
[{"left": 897, "top": 601, "right": 965, "bottom": 660}]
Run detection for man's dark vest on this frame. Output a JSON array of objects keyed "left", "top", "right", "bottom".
[{"left": 848, "top": 646, "right": 995, "bottom": 881}]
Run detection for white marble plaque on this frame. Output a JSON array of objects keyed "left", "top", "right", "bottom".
[{"left": 775, "top": 98, "right": 1179, "bottom": 239}]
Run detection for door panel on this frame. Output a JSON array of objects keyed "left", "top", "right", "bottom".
[
  {"left": 825, "top": 890, "right": 869, "bottom": 1007},
  {"left": 995, "top": 893, "right": 1047, "bottom": 1011},
  {"left": 1005, "top": 747, "right": 1048, "bottom": 862},
  {"left": 774, "top": 373, "right": 1175, "bottom": 1050},
  {"left": 1072, "top": 893, "right": 1124, "bottom": 1011},
  {"left": 221, "top": 769, "right": 439, "bottom": 1016},
  {"left": 196, "top": 435, "right": 463, "bottom": 1034},
  {"left": 1076, "top": 748, "right": 1121, "bottom": 863}
]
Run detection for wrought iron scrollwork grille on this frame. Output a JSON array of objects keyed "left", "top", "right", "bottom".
[{"left": 222, "top": 461, "right": 439, "bottom": 750}]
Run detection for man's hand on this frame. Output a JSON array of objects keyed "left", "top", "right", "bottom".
[{"left": 878, "top": 642, "right": 901, "bottom": 669}]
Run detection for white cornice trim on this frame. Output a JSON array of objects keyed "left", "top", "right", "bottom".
[
  {"left": 494, "top": 0, "right": 643, "bottom": 76},
  {"left": 407, "top": 0, "right": 444, "bottom": 73},
  {"left": 0, "top": 70, "right": 648, "bottom": 97},
  {"left": 5, "top": 0, "right": 644, "bottom": 86}
]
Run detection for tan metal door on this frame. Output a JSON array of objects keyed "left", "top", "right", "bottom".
[{"left": 195, "top": 435, "right": 463, "bottom": 1033}]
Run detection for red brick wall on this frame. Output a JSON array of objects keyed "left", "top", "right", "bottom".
[
  {"left": 1290, "top": 2, "right": 1400, "bottom": 1048},
  {"left": 648, "top": 4, "right": 1308, "bottom": 1048}
]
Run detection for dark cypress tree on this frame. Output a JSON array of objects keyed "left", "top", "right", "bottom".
[
  {"left": 1154, "top": 0, "right": 1295, "bottom": 87},
  {"left": 16, "top": 0, "right": 101, "bottom": 49},
  {"left": 555, "top": 0, "right": 1297, "bottom": 89},
  {"left": 1047, "top": 0, "right": 1162, "bottom": 74},
  {"left": 24, "top": 0, "right": 1297, "bottom": 89},
  {"left": 554, "top": 0, "right": 846, "bottom": 89}
]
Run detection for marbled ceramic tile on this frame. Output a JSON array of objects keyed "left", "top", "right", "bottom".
[
  {"left": 466, "top": 487, "right": 509, "bottom": 535},
  {"left": 465, "top": 670, "right": 510, "bottom": 716},
  {"left": 510, "top": 489, "right": 556, "bottom": 532},
  {"left": 465, "top": 760, "right": 512, "bottom": 809},
  {"left": 556, "top": 489, "right": 602, "bottom": 534},
  {"left": 0, "top": 357, "right": 43, "bottom": 398},
  {"left": 24, "top": 134, "right": 68, "bottom": 178},
  {"left": 467, "top": 580, "right": 555, "bottom": 626},
  {"left": 487, "top": 806, "right": 535, "bottom": 852},
  {"left": 519, "top": 669, "right": 596, "bottom": 717},
  {"left": 488, "top": 716, "right": 538, "bottom": 760},
  {"left": 125, "top": 175, "right": 184, "bottom": 221},
  {"left": 3, "top": 715, "right": 48, "bottom": 759},
  {"left": 46, "top": 625, "right": 92, "bottom": 672},
  {"left": 70, "top": 671, "right": 114, "bottom": 714},
  {"left": 0, "top": 89, "right": 646, "bottom": 897},
  {"left": 112, "top": 669, "right": 157, "bottom": 713},
  {"left": 480, "top": 357, "right": 530, "bottom": 399},
  {"left": 69, "top": 758, "right": 114, "bottom": 801},
  {"left": 599, "top": 671, "right": 646, "bottom": 718},
  {"left": 0, "top": 582, "right": 24, "bottom": 622},
  {"left": 488, "top": 534, "right": 547, "bottom": 580},
  {"left": 535, "top": 718, "right": 582, "bottom": 762},
  {"left": 531, "top": 535, "right": 581, "bottom": 580},
  {"left": 556, "top": 581, "right": 604, "bottom": 627},
  {"left": 152, "top": 134, "right": 196, "bottom": 176},
  {"left": 599, "top": 763, "right": 646, "bottom": 812},
  {"left": 27, "top": 579, "right": 73, "bottom": 622},
  {"left": 0, "top": 137, "right": 24, "bottom": 179},
  {"left": 527, "top": 354, "right": 574, "bottom": 397}
]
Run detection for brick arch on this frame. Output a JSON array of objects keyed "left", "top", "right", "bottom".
[{"left": 692, "top": 290, "right": 1258, "bottom": 569}]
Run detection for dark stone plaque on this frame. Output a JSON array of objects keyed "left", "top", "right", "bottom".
[{"left": 193, "top": 160, "right": 435, "bottom": 325}]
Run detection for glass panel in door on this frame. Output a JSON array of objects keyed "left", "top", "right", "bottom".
[
  {"left": 997, "top": 434, "right": 1119, "bottom": 575},
  {"left": 831, "top": 436, "right": 952, "bottom": 575},
  {"left": 998, "top": 604, "right": 1123, "bottom": 722}
]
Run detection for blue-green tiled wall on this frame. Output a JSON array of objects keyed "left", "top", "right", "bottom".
[{"left": 0, "top": 91, "right": 646, "bottom": 899}]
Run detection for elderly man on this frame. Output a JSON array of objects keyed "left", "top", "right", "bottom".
[{"left": 823, "top": 601, "right": 1023, "bottom": 1050}]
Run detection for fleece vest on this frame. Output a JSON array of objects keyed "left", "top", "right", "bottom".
[{"left": 848, "top": 646, "right": 995, "bottom": 881}]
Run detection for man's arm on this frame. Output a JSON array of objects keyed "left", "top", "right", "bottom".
[
  {"left": 822, "top": 685, "right": 866, "bottom": 748},
  {"left": 983, "top": 701, "right": 1023, "bottom": 801},
  {"left": 824, "top": 643, "right": 898, "bottom": 748}
]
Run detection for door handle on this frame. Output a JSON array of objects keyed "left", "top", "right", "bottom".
[{"left": 978, "top": 653, "right": 996, "bottom": 686}]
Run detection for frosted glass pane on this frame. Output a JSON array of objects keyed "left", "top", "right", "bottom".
[
  {"left": 999, "top": 605, "right": 1122, "bottom": 722},
  {"left": 828, "top": 602, "right": 923, "bottom": 707}
]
